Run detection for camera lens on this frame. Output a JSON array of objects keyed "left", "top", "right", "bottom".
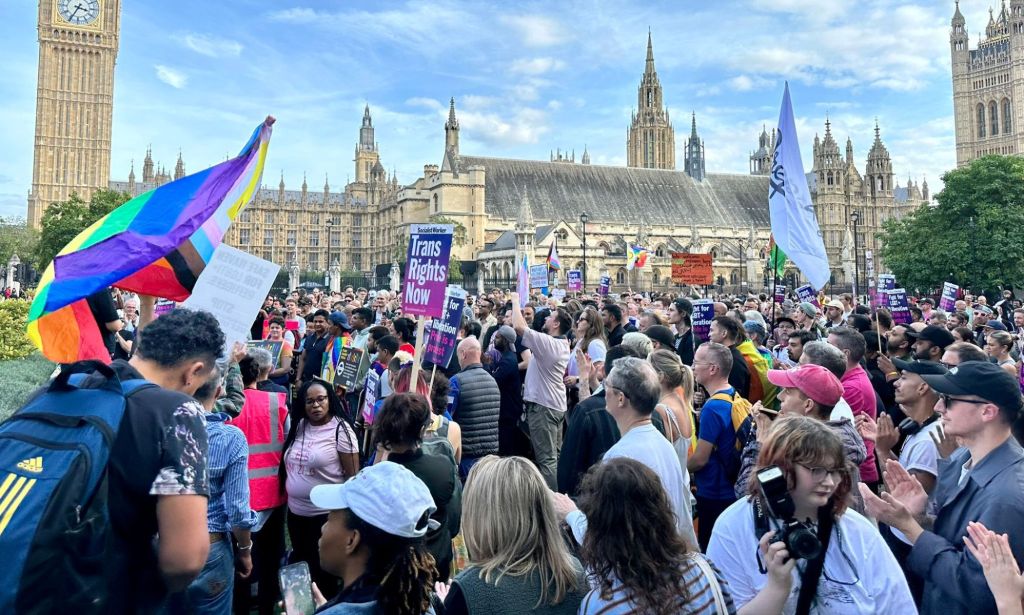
[{"left": 786, "top": 525, "right": 823, "bottom": 560}]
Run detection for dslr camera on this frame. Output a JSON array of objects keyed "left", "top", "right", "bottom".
[{"left": 756, "top": 466, "right": 823, "bottom": 560}]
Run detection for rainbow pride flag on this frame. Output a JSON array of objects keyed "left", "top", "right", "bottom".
[
  {"left": 28, "top": 117, "right": 275, "bottom": 363},
  {"left": 627, "top": 244, "right": 648, "bottom": 270}
]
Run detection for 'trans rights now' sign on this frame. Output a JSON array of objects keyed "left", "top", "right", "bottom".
[{"left": 402, "top": 224, "right": 453, "bottom": 318}]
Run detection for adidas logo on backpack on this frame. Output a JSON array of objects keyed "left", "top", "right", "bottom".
[{"left": 15, "top": 457, "right": 42, "bottom": 474}]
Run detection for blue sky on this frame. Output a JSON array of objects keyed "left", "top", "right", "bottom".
[{"left": 0, "top": 0, "right": 993, "bottom": 220}]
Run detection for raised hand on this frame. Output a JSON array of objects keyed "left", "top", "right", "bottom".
[
  {"left": 855, "top": 414, "right": 878, "bottom": 442},
  {"left": 930, "top": 423, "right": 959, "bottom": 459},
  {"left": 875, "top": 414, "right": 900, "bottom": 454},
  {"left": 964, "top": 522, "right": 1024, "bottom": 614}
]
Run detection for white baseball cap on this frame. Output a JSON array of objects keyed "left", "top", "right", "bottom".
[{"left": 310, "top": 461, "right": 439, "bottom": 538}]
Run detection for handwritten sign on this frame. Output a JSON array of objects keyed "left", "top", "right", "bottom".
[
  {"left": 692, "top": 299, "right": 715, "bottom": 343},
  {"left": 671, "top": 253, "right": 713, "bottom": 285},
  {"left": 940, "top": 282, "right": 959, "bottom": 313},
  {"left": 887, "top": 288, "right": 911, "bottom": 325},
  {"left": 529, "top": 264, "right": 549, "bottom": 293},
  {"left": 402, "top": 224, "right": 453, "bottom": 318},
  {"left": 183, "top": 245, "right": 280, "bottom": 355},
  {"left": 551, "top": 288, "right": 566, "bottom": 300},
  {"left": 333, "top": 346, "right": 366, "bottom": 391},
  {"left": 796, "top": 284, "right": 820, "bottom": 309},
  {"left": 598, "top": 275, "right": 611, "bottom": 296},
  {"left": 424, "top": 287, "right": 466, "bottom": 367}
]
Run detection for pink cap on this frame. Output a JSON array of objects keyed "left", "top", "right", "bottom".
[{"left": 767, "top": 364, "right": 844, "bottom": 407}]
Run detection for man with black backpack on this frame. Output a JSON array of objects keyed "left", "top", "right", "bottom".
[{"left": 6, "top": 307, "right": 223, "bottom": 613}]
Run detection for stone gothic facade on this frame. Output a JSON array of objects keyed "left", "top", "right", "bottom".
[
  {"left": 950, "top": 0, "right": 1024, "bottom": 165},
  {"left": 626, "top": 33, "right": 676, "bottom": 170}
]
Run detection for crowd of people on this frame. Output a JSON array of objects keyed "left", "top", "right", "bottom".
[{"left": 13, "top": 282, "right": 1024, "bottom": 615}]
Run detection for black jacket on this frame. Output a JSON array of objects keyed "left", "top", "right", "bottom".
[
  {"left": 450, "top": 363, "right": 501, "bottom": 457},
  {"left": 483, "top": 350, "right": 523, "bottom": 426},
  {"left": 728, "top": 345, "right": 752, "bottom": 399},
  {"left": 607, "top": 324, "right": 626, "bottom": 347},
  {"left": 388, "top": 448, "right": 460, "bottom": 574},
  {"left": 675, "top": 329, "right": 695, "bottom": 366}
]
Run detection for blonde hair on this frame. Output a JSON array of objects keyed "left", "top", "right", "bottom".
[
  {"left": 648, "top": 349, "right": 695, "bottom": 410},
  {"left": 462, "top": 456, "right": 581, "bottom": 606}
]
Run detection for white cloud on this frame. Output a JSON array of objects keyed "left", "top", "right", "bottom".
[
  {"left": 154, "top": 65, "right": 187, "bottom": 88},
  {"left": 406, "top": 97, "right": 443, "bottom": 110},
  {"left": 509, "top": 57, "right": 566, "bottom": 75},
  {"left": 177, "top": 33, "right": 243, "bottom": 58},
  {"left": 267, "top": 7, "right": 318, "bottom": 23},
  {"left": 500, "top": 15, "right": 565, "bottom": 47},
  {"left": 727, "top": 75, "right": 774, "bottom": 92}
]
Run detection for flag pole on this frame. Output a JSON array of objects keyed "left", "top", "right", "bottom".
[{"left": 770, "top": 250, "right": 779, "bottom": 327}]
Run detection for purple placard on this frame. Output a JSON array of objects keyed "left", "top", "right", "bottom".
[
  {"left": 423, "top": 287, "right": 466, "bottom": 366},
  {"left": 796, "top": 284, "right": 820, "bottom": 308},
  {"left": 567, "top": 270, "right": 582, "bottom": 292},
  {"left": 154, "top": 299, "right": 176, "bottom": 318},
  {"left": 773, "top": 283, "right": 786, "bottom": 304},
  {"left": 940, "top": 282, "right": 958, "bottom": 313},
  {"left": 598, "top": 275, "right": 611, "bottom": 296},
  {"left": 887, "top": 288, "right": 911, "bottom": 324},
  {"left": 401, "top": 224, "right": 453, "bottom": 318},
  {"left": 692, "top": 299, "right": 715, "bottom": 343},
  {"left": 878, "top": 274, "right": 896, "bottom": 291}
]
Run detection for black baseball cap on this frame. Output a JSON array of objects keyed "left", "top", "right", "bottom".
[
  {"left": 892, "top": 358, "right": 948, "bottom": 376},
  {"left": 905, "top": 324, "right": 955, "bottom": 349},
  {"left": 776, "top": 316, "right": 797, "bottom": 328},
  {"left": 644, "top": 325, "right": 676, "bottom": 349},
  {"left": 921, "top": 361, "right": 1024, "bottom": 415}
]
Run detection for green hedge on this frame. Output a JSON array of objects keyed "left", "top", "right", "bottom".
[
  {"left": 0, "top": 353, "right": 55, "bottom": 421},
  {"left": 0, "top": 299, "right": 35, "bottom": 361}
]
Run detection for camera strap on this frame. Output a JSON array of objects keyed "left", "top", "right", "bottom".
[{"left": 794, "top": 509, "right": 834, "bottom": 615}]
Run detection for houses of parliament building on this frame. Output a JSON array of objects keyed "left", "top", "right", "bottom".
[{"left": 29, "top": 0, "right": 945, "bottom": 291}]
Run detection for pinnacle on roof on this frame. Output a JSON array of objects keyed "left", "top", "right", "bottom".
[
  {"left": 645, "top": 29, "right": 655, "bottom": 75},
  {"left": 953, "top": 0, "right": 965, "bottom": 23},
  {"left": 690, "top": 112, "right": 699, "bottom": 138},
  {"left": 302, "top": 172, "right": 308, "bottom": 191},
  {"left": 324, "top": 173, "right": 330, "bottom": 192},
  {"left": 362, "top": 104, "right": 372, "bottom": 126},
  {"left": 446, "top": 97, "right": 459, "bottom": 130},
  {"left": 517, "top": 195, "right": 535, "bottom": 228},
  {"left": 279, "top": 170, "right": 285, "bottom": 190}
]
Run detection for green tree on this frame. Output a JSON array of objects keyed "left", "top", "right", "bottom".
[
  {"left": 0, "top": 217, "right": 38, "bottom": 269},
  {"left": 878, "top": 156, "right": 1024, "bottom": 293},
  {"left": 34, "top": 189, "right": 131, "bottom": 269}
]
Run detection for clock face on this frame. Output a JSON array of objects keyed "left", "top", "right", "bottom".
[{"left": 57, "top": 0, "right": 100, "bottom": 26}]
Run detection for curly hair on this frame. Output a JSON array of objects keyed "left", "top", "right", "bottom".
[
  {"left": 343, "top": 509, "right": 437, "bottom": 615},
  {"left": 578, "top": 458, "right": 693, "bottom": 615},
  {"left": 134, "top": 307, "right": 225, "bottom": 367},
  {"left": 375, "top": 392, "right": 432, "bottom": 449},
  {"left": 746, "top": 415, "right": 853, "bottom": 518}
]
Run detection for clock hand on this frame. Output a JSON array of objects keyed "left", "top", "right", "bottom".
[{"left": 67, "top": 4, "right": 81, "bottom": 19}]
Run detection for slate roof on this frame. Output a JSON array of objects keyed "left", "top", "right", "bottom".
[
  {"left": 459, "top": 156, "right": 770, "bottom": 227},
  {"left": 486, "top": 224, "right": 555, "bottom": 251}
]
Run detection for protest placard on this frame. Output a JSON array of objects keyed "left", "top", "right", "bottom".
[
  {"left": 692, "top": 299, "right": 715, "bottom": 343},
  {"left": 401, "top": 224, "right": 453, "bottom": 318},
  {"left": 362, "top": 371, "right": 380, "bottom": 424},
  {"left": 567, "top": 270, "right": 582, "bottom": 292},
  {"left": 333, "top": 346, "right": 366, "bottom": 391},
  {"left": 424, "top": 287, "right": 466, "bottom": 367},
  {"left": 671, "top": 253, "right": 713, "bottom": 285},
  {"left": 774, "top": 283, "right": 786, "bottom": 304},
  {"left": 154, "top": 299, "right": 176, "bottom": 318},
  {"left": 878, "top": 274, "right": 896, "bottom": 291},
  {"left": 796, "top": 284, "right": 820, "bottom": 308},
  {"left": 183, "top": 245, "right": 280, "bottom": 354},
  {"left": 887, "top": 288, "right": 911, "bottom": 324},
  {"left": 940, "top": 282, "right": 959, "bottom": 312},
  {"left": 598, "top": 275, "right": 611, "bottom": 296},
  {"left": 529, "top": 264, "right": 549, "bottom": 293},
  {"left": 551, "top": 288, "right": 566, "bottom": 300},
  {"left": 246, "top": 340, "right": 283, "bottom": 366}
]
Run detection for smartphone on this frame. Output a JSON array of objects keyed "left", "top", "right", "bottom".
[{"left": 278, "top": 562, "right": 315, "bottom": 615}]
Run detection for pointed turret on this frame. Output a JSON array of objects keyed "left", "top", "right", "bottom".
[
  {"left": 445, "top": 97, "right": 460, "bottom": 156},
  {"left": 865, "top": 120, "right": 893, "bottom": 198},
  {"left": 645, "top": 29, "right": 656, "bottom": 76},
  {"left": 684, "top": 112, "right": 706, "bottom": 182},
  {"left": 628, "top": 31, "right": 674, "bottom": 169},
  {"left": 922, "top": 176, "right": 930, "bottom": 201},
  {"left": 142, "top": 146, "right": 154, "bottom": 183},
  {"left": 359, "top": 104, "right": 376, "bottom": 152},
  {"left": 846, "top": 137, "right": 854, "bottom": 164},
  {"left": 750, "top": 125, "right": 773, "bottom": 175},
  {"left": 301, "top": 172, "right": 308, "bottom": 193},
  {"left": 279, "top": 171, "right": 285, "bottom": 192},
  {"left": 174, "top": 151, "right": 185, "bottom": 181},
  {"left": 128, "top": 160, "right": 135, "bottom": 183},
  {"left": 324, "top": 173, "right": 330, "bottom": 195},
  {"left": 581, "top": 145, "right": 591, "bottom": 165},
  {"left": 516, "top": 195, "right": 535, "bottom": 229}
]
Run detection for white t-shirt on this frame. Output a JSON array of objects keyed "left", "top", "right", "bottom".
[
  {"left": 568, "top": 424, "right": 696, "bottom": 548},
  {"left": 891, "top": 420, "right": 942, "bottom": 543},
  {"left": 566, "top": 339, "right": 607, "bottom": 376},
  {"left": 706, "top": 498, "right": 915, "bottom": 614}
]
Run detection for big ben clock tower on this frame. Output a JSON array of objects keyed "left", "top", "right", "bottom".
[{"left": 27, "top": 0, "right": 120, "bottom": 227}]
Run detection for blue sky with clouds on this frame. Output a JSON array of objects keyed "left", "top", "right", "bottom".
[{"left": 0, "top": 0, "right": 994, "bottom": 220}]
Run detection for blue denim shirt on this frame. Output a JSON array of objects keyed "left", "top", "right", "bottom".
[
  {"left": 204, "top": 413, "right": 258, "bottom": 533},
  {"left": 907, "top": 435, "right": 1024, "bottom": 614}
]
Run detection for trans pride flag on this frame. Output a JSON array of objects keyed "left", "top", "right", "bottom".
[{"left": 28, "top": 117, "right": 275, "bottom": 363}]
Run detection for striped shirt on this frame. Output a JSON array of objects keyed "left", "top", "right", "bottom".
[
  {"left": 205, "top": 413, "right": 258, "bottom": 533},
  {"left": 579, "top": 555, "right": 736, "bottom": 615}
]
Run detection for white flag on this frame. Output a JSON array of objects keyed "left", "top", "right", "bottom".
[{"left": 769, "top": 83, "right": 830, "bottom": 290}]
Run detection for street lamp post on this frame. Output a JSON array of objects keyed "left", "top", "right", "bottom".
[
  {"left": 850, "top": 211, "right": 861, "bottom": 303},
  {"left": 580, "top": 212, "right": 589, "bottom": 290}
]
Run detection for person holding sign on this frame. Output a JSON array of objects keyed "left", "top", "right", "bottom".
[
  {"left": 265, "top": 317, "right": 295, "bottom": 387},
  {"left": 510, "top": 292, "right": 571, "bottom": 490}
]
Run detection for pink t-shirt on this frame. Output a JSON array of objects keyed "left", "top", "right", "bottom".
[
  {"left": 284, "top": 417, "right": 358, "bottom": 516},
  {"left": 841, "top": 365, "right": 879, "bottom": 483}
]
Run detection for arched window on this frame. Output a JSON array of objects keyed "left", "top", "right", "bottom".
[
  {"left": 652, "top": 268, "right": 661, "bottom": 284},
  {"left": 826, "top": 171, "right": 834, "bottom": 186},
  {"left": 503, "top": 262, "right": 511, "bottom": 280},
  {"left": 1004, "top": 99, "right": 1013, "bottom": 134},
  {"left": 978, "top": 103, "right": 987, "bottom": 138},
  {"left": 655, "top": 244, "right": 666, "bottom": 257},
  {"left": 991, "top": 101, "right": 1000, "bottom": 136},
  {"left": 709, "top": 246, "right": 718, "bottom": 259},
  {"left": 730, "top": 271, "right": 739, "bottom": 285},
  {"left": 616, "top": 268, "right": 627, "bottom": 284},
  {"left": 432, "top": 194, "right": 439, "bottom": 212}
]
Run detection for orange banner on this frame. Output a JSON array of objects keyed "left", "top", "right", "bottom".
[{"left": 671, "top": 253, "right": 713, "bottom": 285}]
